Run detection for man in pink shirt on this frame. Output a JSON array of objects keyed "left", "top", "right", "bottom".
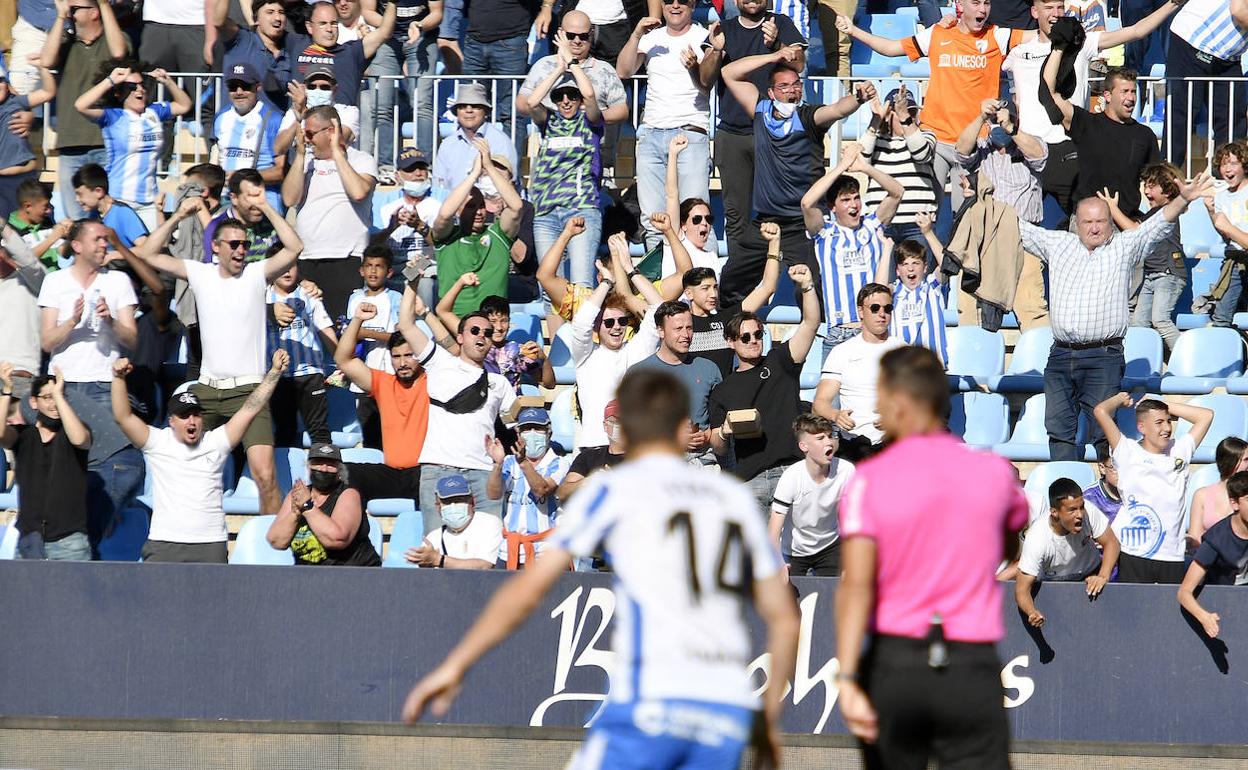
[{"left": 834, "top": 345, "right": 1028, "bottom": 769}]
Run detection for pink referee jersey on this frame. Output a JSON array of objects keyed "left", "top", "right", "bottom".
[{"left": 840, "top": 432, "right": 1029, "bottom": 643}]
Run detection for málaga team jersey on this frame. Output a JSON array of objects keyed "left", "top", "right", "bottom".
[
  {"left": 97, "top": 104, "right": 174, "bottom": 205},
  {"left": 890, "top": 273, "right": 949, "bottom": 365},
  {"left": 213, "top": 102, "right": 283, "bottom": 173},
  {"left": 549, "top": 454, "right": 781, "bottom": 708}
]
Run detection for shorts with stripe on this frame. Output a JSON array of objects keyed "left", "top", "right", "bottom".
[{"left": 567, "top": 700, "right": 753, "bottom": 770}]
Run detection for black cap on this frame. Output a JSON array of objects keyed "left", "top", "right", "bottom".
[
  {"left": 168, "top": 390, "right": 204, "bottom": 418},
  {"left": 308, "top": 442, "right": 343, "bottom": 463}
]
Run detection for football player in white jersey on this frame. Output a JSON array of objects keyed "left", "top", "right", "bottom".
[{"left": 403, "top": 368, "right": 800, "bottom": 768}]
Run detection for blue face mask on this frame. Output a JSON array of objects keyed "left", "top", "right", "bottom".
[
  {"left": 441, "top": 502, "right": 471, "bottom": 530},
  {"left": 521, "top": 430, "right": 550, "bottom": 458},
  {"left": 988, "top": 125, "right": 1013, "bottom": 149},
  {"left": 403, "top": 180, "right": 431, "bottom": 198}
]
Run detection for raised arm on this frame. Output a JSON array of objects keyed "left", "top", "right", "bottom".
[
  {"left": 785, "top": 264, "right": 821, "bottom": 363},
  {"left": 1099, "top": 0, "right": 1178, "bottom": 49},
  {"left": 110, "top": 359, "right": 150, "bottom": 448},
  {"left": 834, "top": 14, "right": 906, "bottom": 57},
  {"left": 653, "top": 212, "right": 694, "bottom": 301},
  {"left": 915, "top": 209, "right": 945, "bottom": 271},
  {"left": 1092, "top": 391, "right": 1130, "bottom": 451},
  {"left": 814, "top": 80, "right": 874, "bottom": 127},
  {"left": 473, "top": 138, "right": 523, "bottom": 237},
  {"left": 852, "top": 151, "right": 904, "bottom": 225},
  {"left": 222, "top": 351, "right": 287, "bottom": 447},
  {"left": 956, "top": 99, "right": 995, "bottom": 157},
  {"left": 1040, "top": 49, "right": 1074, "bottom": 131},
  {"left": 742, "top": 222, "right": 784, "bottom": 312},
  {"left": 436, "top": 272, "right": 476, "bottom": 331},
  {"left": 873, "top": 235, "right": 894, "bottom": 287},
  {"left": 609, "top": 232, "right": 664, "bottom": 307},
  {"left": 150, "top": 69, "right": 193, "bottom": 117},
  {"left": 536, "top": 217, "right": 581, "bottom": 310},
  {"left": 212, "top": 0, "right": 240, "bottom": 39},
  {"left": 335, "top": 303, "right": 381, "bottom": 391},
  {"left": 1169, "top": 398, "right": 1215, "bottom": 449},
  {"left": 281, "top": 117, "right": 310, "bottom": 208},
  {"left": 697, "top": 22, "right": 725, "bottom": 90},
  {"left": 433, "top": 151, "right": 484, "bottom": 241},
  {"left": 98, "top": 0, "right": 128, "bottom": 57},
  {"left": 719, "top": 49, "right": 777, "bottom": 114},
  {"left": 397, "top": 282, "right": 434, "bottom": 354},
  {"left": 361, "top": 0, "right": 398, "bottom": 59},
  {"left": 1097, "top": 188, "right": 1139, "bottom": 231},
  {"left": 665, "top": 134, "right": 688, "bottom": 225},
  {"left": 616, "top": 17, "right": 661, "bottom": 78},
  {"left": 257, "top": 199, "right": 305, "bottom": 281},
  {"left": 1163, "top": 171, "right": 1213, "bottom": 223},
  {"left": 802, "top": 144, "right": 858, "bottom": 235},
  {"left": 75, "top": 66, "right": 131, "bottom": 120},
  {"left": 24, "top": 60, "right": 57, "bottom": 108},
  {"left": 568, "top": 54, "right": 602, "bottom": 124},
  {"left": 131, "top": 197, "right": 204, "bottom": 278},
  {"left": 329, "top": 121, "right": 377, "bottom": 202}
]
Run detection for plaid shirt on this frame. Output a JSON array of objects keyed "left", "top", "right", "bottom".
[{"left": 956, "top": 139, "right": 1048, "bottom": 224}]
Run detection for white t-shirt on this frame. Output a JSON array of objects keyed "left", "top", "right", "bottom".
[
  {"left": 0, "top": 278, "right": 41, "bottom": 374},
  {"left": 416, "top": 341, "right": 517, "bottom": 470},
  {"left": 771, "top": 458, "right": 855, "bottom": 557},
  {"left": 295, "top": 146, "right": 378, "bottom": 260},
  {"left": 143, "top": 426, "right": 232, "bottom": 544},
  {"left": 819, "top": 335, "right": 905, "bottom": 444},
  {"left": 1018, "top": 502, "right": 1108, "bottom": 581},
  {"left": 566, "top": 301, "right": 661, "bottom": 447},
  {"left": 423, "top": 512, "right": 504, "bottom": 564},
  {"left": 549, "top": 454, "right": 781, "bottom": 707},
  {"left": 185, "top": 261, "right": 268, "bottom": 381},
  {"left": 36, "top": 268, "right": 138, "bottom": 383},
  {"left": 379, "top": 194, "right": 442, "bottom": 268},
  {"left": 1007, "top": 31, "right": 1102, "bottom": 145},
  {"left": 661, "top": 234, "right": 719, "bottom": 279},
  {"left": 638, "top": 25, "right": 712, "bottom": 130},
  {"left": 1110, "top": 434, "right": 1196, "bottom": 562},
  {"left": 574, "top": 0, "right": 627, "bottom": 24},
  {"left": 143, "top": 0, "right": 203, "bottom": 25},
  {"left": 345, "top": 288, "right": 401, "bottom": 393},
  {"left": 1214, "top": 185, "right": 1248, "bottom": 237}
]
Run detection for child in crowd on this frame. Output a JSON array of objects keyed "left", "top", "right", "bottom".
[
  {"left": 71, "top": 163, "right": 149, "bottom": 251},
  {"left": 769, "top": 414, "right": 856, "bottom": 578},
  {"left": 267, "top": 263, "right": 338, "bottom": 447},
  {"left": 436, "top": 274, "right": 545, "bottom": 390},
  {"left": 485, "top": 407, "right": 570, "bottom": 569},
  {"left": 1208, "top": 141, "right": 1248, "bottom": 327},
  {"left": 1178, "top": 470, "right": 1248, "bottom": 639},
  {"left": 0, "top": 58, "right": 56, "bottom": 223},
  {"left": 873, "top": 210, "right": 948, "bottom": 365},
  {"left": 7, "top": 180, "right": 68, "bottom": 269},
  {"left": 1014, "top": 478, "right": 1120, "bottom": 629},
  {"left": 1093, "top": 392, "right": 1214, "bottom": 584},
  {"left": 1188, "top": 436, "right": 1248, "bottom": 548},
  {"left": 344, "top": 245, "right": 402, "bottom": 448},
  {"left": 1083, "top": 450, "right": 1123, "bottom": 525}
]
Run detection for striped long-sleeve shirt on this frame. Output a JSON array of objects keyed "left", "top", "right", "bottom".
[{"left": 860, "top": 128, "right": 939, "bottom": 225}]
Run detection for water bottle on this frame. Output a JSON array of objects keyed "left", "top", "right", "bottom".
[
  {"left": 87, "top": 291, "right": 102, "bottom": 334},
  {"left": 927, "top": 613, "right": 949, "bottom": 670}
]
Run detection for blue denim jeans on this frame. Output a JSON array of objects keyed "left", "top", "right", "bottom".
[
  {"left": 58, "top": 147, "right": 109, "bottom": 220},
  {"left": 360, "top": 38, "right": 401, "bottom": 171},
  {"left": 404, "top": 33, "right": 440, "bottom": 156},
  {"left": 635, "top": 125, "right": 711, "bottom": 250},
  {"left": 1212, "top": 264, "right": 1245, "bottom": 328},
  {"left": 85, "top": 446, "right": 146, "bottom": 558},
  {"left": 820, "top": 325, "right": 861, "bottom": 362},
  {"left": 418, "top": 464, "right": 500, "bottom": 535},
  {"left": 1043, "top": 341, "right": 1125, "bottom": 462},
  {"left": 17, "top": 531, "right": 92, "bottom": 561},
  {"left": 745, "top": 465, "right": 787, "bottom": 515},
  {"left": 462, "top": 34, "right": 530, "bottom": 160},
  {"left": 533, "top": 206, "right": 604, "bottom": 288},
  {"left": 1132, "top": 272, "right": 1184, "bottom": 350}
]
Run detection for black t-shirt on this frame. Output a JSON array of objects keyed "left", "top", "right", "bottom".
[
  {"left": 707, "top": 340, "right": 805, "bottom": 480},
  {"left": 293, "top": 484, "right": 382, "bottom": 566},
  {"left": 690, "top": 303, "right": 740, "bottom": 378},
  {"left": 14, "top": 424, "right": 89, "bottom": 542},
  {"left": 467, "top": 0, "right": 542, "bottom": 43},
  {"left": 569, "top": 446, "right": 625, "bottom": 478},
  {"left": 716, "top": 14, "right": 806, "bottom": 134},
  {"left": 1069, "top": 106, "right": 1159, "bottom": 216},
  {"left": 378, "top": 0, "right": 434, "bottom": 45},
  {"left": 754, "top": 103, "right": 829, "bottom": 219},
  {"left": 990, "top": 0, "right": 1037, "bottom": 29},
  {"left": 1193, "top": 516, "right": 1248, "bottom": 585}
]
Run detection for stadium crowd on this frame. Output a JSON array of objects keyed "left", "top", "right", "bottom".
[{"left": 1, "top": 0, "right": 1247, "bottom": 607}]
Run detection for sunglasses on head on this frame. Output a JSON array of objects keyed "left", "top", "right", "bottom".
[
  {"left": 218, "top": 238, "right": 251, "bottom": 251},
  {"left": 306, "top": 82, "right": 334, "bottom": 91},
  {"left": 467, "top": 325, "right": 496, "bottom": 337},
  {"left": 867, "top": 303, "right": 894, "bottom": 314},
  {"left": 564, "top": 30, "right": 591, "bottom": 40},
  {"left": 688, "top": 214, "right": 712, "bottom": 225},
  {"left": 600, "top": 316, "right": 628, "bottom": 329},
  {"left": 736, "top": 330, "right": 764, "bottom": 342}
]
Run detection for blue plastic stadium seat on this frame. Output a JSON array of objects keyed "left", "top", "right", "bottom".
[
  {"left": 511, "top": 300, "right": 546, "bottom": 317},
  {"left": 989, "top": 326, "right": 1052, "bottom": 393},
  {"left": 763, "top": 305, "right": 800, "bottom": 324},
  {"left": 1184, "top": 463, "right": 1222, "bottom": 523},
  {"left": 943, "top": 284, "right": 958, "bottom": 326},
  {"left": 550, "top": 387, "right": 578, "bottom": 454},
  {"left": 0, "top": 483, "right": 18, "bottom": 511},
  {"left": 899, "top": 59, "right": 930, "bottom": 78},
  {"left": 851, "top": 63, "right": 897, "bottom": 78},
  {"left": 222, "top": 448, "right": 308, "bottom": 515},
  {"left": 97, "top": 508, "right": 150, "bottom": 562},
  {"left": 779, "top": 326, "right": 825, "bottom": 390},
  {"left": 945, "top": 327, "right": 1005, "bottom": 391},
  {"left": 383, "top": 509, "right": 424, "bottom": 568},
  {"left": 994, "top": 393, "right": 1051, "bottom": 461},
  {"left": 548, "top": 326, "right": 577, "bottom": 386},
  {"left": 1122, "top": 326, "right": 1164, "bottom": 389},
  {"left": 1158, "top": 327, "right": 1244, "bottom": 394},
  {"left": 367, "top": 514, "right": 383, "bottom": 557},
  {"left": 368, "top": 498, "right": 417, "bottom": 516},
  {"left": 851, "top": 14, "right": 914, "bottom": 68},
  {"left": 508, "top": 311, "right": 544, "bottom": 348},
  {"left": 1023, "top": 461, "right": 1098, "bottom": 500},
  {"left": 948, "top": 392, "right": 1009, "bottom": 449},
  {"left": 327, "top": 386, "right": 363, "bottom": 448},
  {"left": 1176, "top": 258, "right": 1221, "bottom": 330},
  {"left": 229, "top": 515, "right": 294, "bottom": 565},
  {"left": 1178, "top": 205, "right": 1224, "bottom": 259},
  {"left": 342, "top": 447, "right": 384, "bottom": 465},
  {"left": 1174, "top": 394, "right": 1248, "bottom": 464}
]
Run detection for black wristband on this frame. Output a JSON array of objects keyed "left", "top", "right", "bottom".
[
  {"left": 626, "top": 270, "right": 641, "bottom": 281},
  {"left": 0, "top": 391, "right": 11, "bottom": 398},
  {"left": 439, "top": 554, "right": 446, "bottom": 568}
]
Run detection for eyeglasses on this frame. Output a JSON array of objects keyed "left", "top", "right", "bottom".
[
  {"left": 688, "top": 214, "right": 712, "bottom": 225},
  {"left": 306, "top": 82, "right": 334, "bottom": 91},
  {"left": 68, "top": 5, "right": 93, "bottom": 12},
  {"left": 466, "top": 325, "right": 496, "bottom": 337},
  {"left": 217, "top": 238, "right": 252, "bottom": 251},
  {"left": 115, "top": 81, "right": 143, "bottom": 95},
  {"left": 564, "top": 30, "right": 591, "bottom": 40},
  {"left": 662, "top": 0, "right": 694, "bottom": 5},
  {"left": 36, "top": 393, "right": 56, "bottom": 402},
  {"left": 304, "top": 125, "right": 331, "bottom": 141},
  {"left": 773, "top": 79, "right": 803, "bottom": 92},
  {"left": 600, "top": 316, "right": 627, "bottom": 329},
  {"left": 866, "top": 303, "right": 894, "bottom": 314},
  {"left": 736, "top": 330, "right": 765, "bottom": 342},
  {"left": 552, "top": 90, "right": 582, "bottom": 102},
  {"left": 226, "top": 80, "right": 253, "bottom": 92}
]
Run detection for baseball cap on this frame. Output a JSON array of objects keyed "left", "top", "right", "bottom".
[
  {"left": 550, "top": 74, "right": 580, "bottom": 97},
  {"left": 308, "top": 441, "right": 342, "bottom": 463},
  {"left": 168, "top": 390, "right": 204, "bottom": 418},
  {"left": 226, "top": 62, "right": 260, "bottom": 86},
  {"left": 436, "top": 474, "right": 472, "bottom": 499},
  {"left": 304, "top": 64, "right": 337, "bottom": 84},
  {"left": 516, "top": 407, "right": 551, "bottom": 427},
  {"left": 603, "top": 400, "right": 620, "bottom": 421},
  {"left": 884, "top": 87, "right": 921, "bottom": 112},
  {"left": 398, "top": 147, "right": 430, "bottom": 170}
]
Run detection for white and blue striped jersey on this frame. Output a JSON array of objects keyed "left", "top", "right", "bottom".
[
  {"left": 771, "top": 0, "right": 810, "bottom": 40},
  {"left": 548, "top": 454, "right": 781, "bottom": 708},
  {"left": 213, "top": 102, "right": 283, "bottom": 173},
  {"left": 266, "top": 286, "right": 334, "bottom": 378},
  {"left": 498, "top": 450, "right": 570, "bottom": 564},
  {"left": 814, "top": 211, "right": 887, "bottom": 333},
  {"left": 890, "top": 273, "right": 949, "bottom": 366},
  {"left": 96, "top": 104, "right": 173, "bottom": 205},
  {"left": 1172, "top": 0, "right": 1248, "bottom": 60}
]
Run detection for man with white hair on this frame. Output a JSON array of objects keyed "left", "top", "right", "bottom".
[{"left": 431, "top": 82, "right": 518, "bottom": 193}]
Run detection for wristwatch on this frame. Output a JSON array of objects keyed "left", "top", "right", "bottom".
[{"left": 626, "top": 270, "right": 641, "bottom": 281}]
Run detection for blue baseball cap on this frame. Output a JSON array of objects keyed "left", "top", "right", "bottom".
[
  {"left": 436, "top": 474, "right": 472, "bottom": 500},
  {"left": 226, "top": 62, "right": 260, "bottom": 86},
  {"left": 516, "top": 407, "right": 551, "bottom": 427}
]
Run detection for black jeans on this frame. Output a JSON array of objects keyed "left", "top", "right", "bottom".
[
  {"left": 356, "top": 393, "right": 382, "bottom": 450},
  {"left": 1116, "top": 552, "right": 1186, "bottom": 584},
  {"left": 789, "top": 540, "right": 841, "bottom": 577},
  {"left": 298, "top": 256, "right": 363, "bottom": 323},
  {"left": 860, "top": 635, "right": 1010, "bottom": 770},
  {"left": 347, "top": 462, "right": 421, "bottom": 509},
  {"left": 271, "top": 373, "right": 330, "bottom": 447}
]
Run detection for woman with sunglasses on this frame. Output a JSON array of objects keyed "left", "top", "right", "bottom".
[
  {"left": 74, "top": 61, "right": 192, "bottom": 230},
  {"left": 660, "top": 133, "right": 719, "bottom": 278}
]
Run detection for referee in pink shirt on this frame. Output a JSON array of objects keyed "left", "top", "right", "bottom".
[{"left": 834, "top": 346, "right": 1029, "bottom": 768}]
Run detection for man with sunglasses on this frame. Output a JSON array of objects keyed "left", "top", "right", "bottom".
[
  {"left": 813, "top": 282, "right": 904, "bottom": 462},
  {"left": 133, "top": 191, "right": 305, "bottom": 519},
  {"left": 213, "top": 63, "right": 287, "bottom": 201},
  {"left": 211, "top": 0, "right": 294, "bottom": 112},
  {"left": 617, "top": 0, "right": 721, "bottom": 250}
]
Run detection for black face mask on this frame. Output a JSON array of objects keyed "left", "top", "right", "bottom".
[
  {"left": 309, "top": 469, "right": 339, "bottom": 492},
  {"left": 38, "top": 415, "right": 62, "bottom": 431}
]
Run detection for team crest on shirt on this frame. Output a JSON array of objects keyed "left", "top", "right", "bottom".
[
  {"left": 244, "top": 128, "right": 257, "bottom": 140},
  {"left": 976, "top": 39, "right": 989, "bottom": 54},
  {"left": 480, "top": 235, "right": 492, "bottom": 249},
  {"left": 1174, "top": 458, "right": 1186, "bottom": 472},
  {"left": 1118, "top": 497, "right": 1164, "bottom": 558}
]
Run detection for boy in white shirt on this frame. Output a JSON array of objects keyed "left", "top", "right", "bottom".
[
  {"left": 1014, "top": 477, "right": 1121, "bottom": 628},
  {"left": 769, "top": 414, "right": 856, "bottom": 577},
  {"left": 345, "top": 245, "right": 403, "bottom": 448},
  {"left": 1093, "top": 392, "right": 1214, "bottom": 584}
]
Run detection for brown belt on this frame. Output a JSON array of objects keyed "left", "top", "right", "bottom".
[{"left": 679, "top": 124, "right": 708, "bottom": 135}]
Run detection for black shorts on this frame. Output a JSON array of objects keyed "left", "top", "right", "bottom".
[
  {"left": 789, "top": 540, "right": 841, "bottom": 577},
  {"left": 1116, "top": 552, "right": 1187, "bottom": 584},
  {"left": 860, "top": 635, "right": 1010, "bottom": 770}
]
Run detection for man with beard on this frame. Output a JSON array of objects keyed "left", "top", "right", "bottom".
[
  {"left": 110, "top": 351, "right": 287, "bottom": 563},
  {"left": 718, "top": 45, "right": 872, "bottom": 305},
  {"left": 213, "top": 0, "right": 295, "bottom": 110},
  {"left": 212, "top": 63, "right": 287, "bottom": 203},
  {"left": 0, "top": 365, "right": 92, "bottom": 561}
]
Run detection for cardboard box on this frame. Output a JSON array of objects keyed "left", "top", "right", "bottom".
[
  {"left": 504, "top": 395, "right": 547, "bottom": 424},
  {"left": 726, "top": 408, "right": 762, "bottom": 439}
]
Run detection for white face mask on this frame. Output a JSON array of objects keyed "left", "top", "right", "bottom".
[
  {"left": 403, "top": 180, "right": 431, "bottom": 198},
  {"left": 476, "top": 175, "right": 499, "bottom": 197},
  {"left": 521, "top": 430, "right": 550, "bottom": 458},
  {"left": 607, "top": 423, "right": 623, "bottom": 445},
  {"left": 440, "top": 502, "right": 471, "bottom": 530},
  {"left": 306, "top": 88, "right": 333, "bottom": 108},
  {"left": 772, "top": 100, "right": 798, "bottom": 118}
]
